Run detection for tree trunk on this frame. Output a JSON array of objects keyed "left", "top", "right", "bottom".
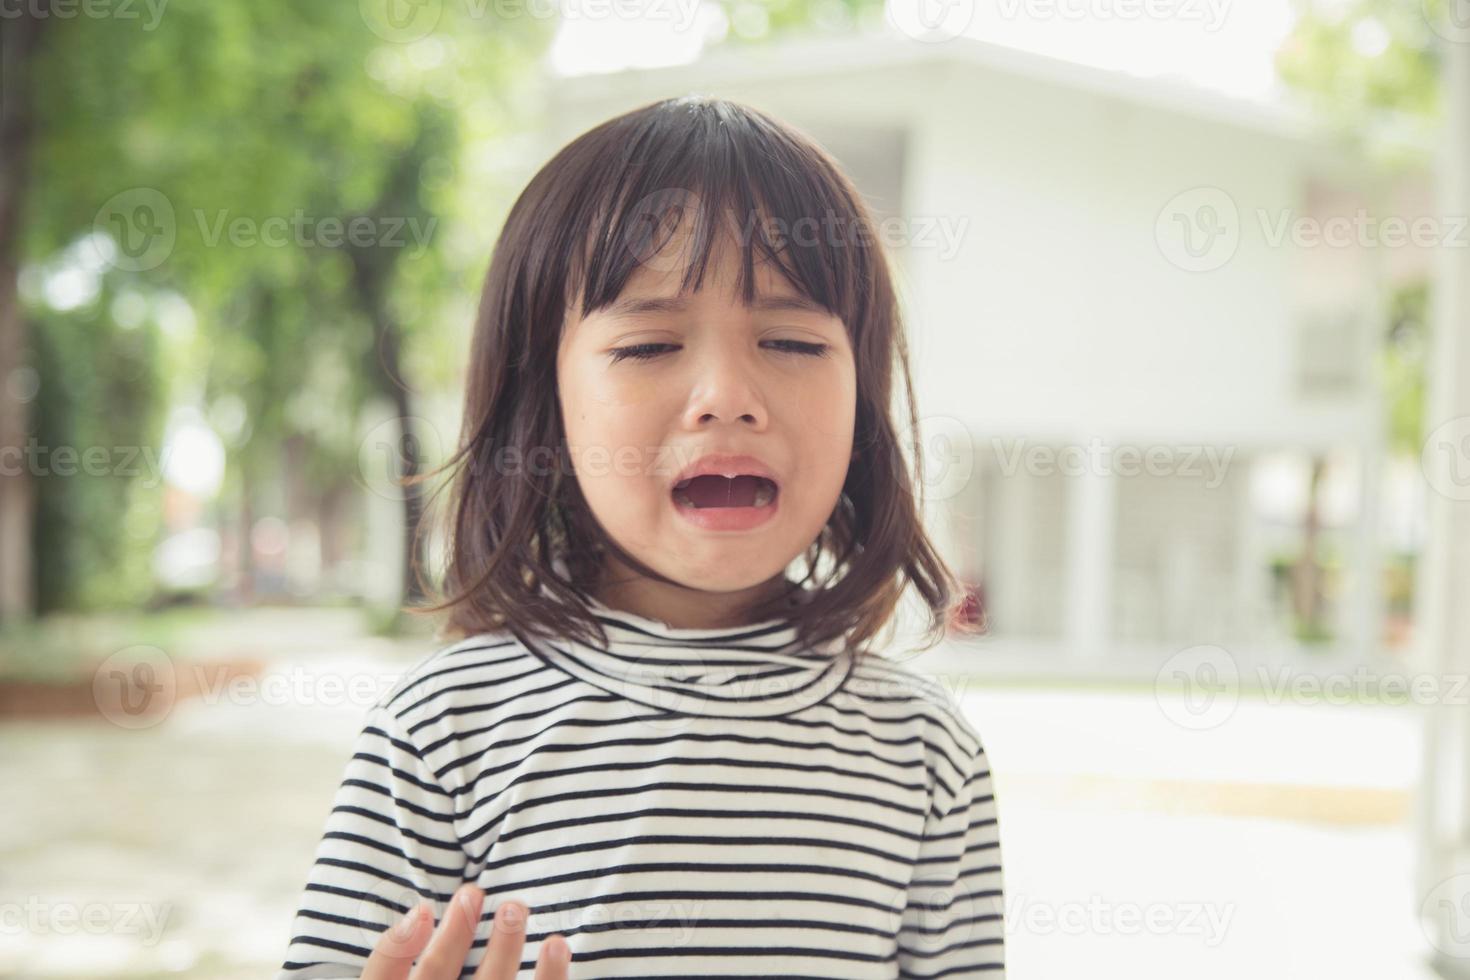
[
  {"left": 380, "top": 314, "right": 426, "bottom": 606},
  {"left": 1291, "top": 455, "right": 1327, "bottom": 635},
  {"left": 343, "top": 124, "right": 436, "bottom": 609},
  {"left": 237, "top": 465, "right": 255, "bottom": 603},
  {"left": 0, "top": 12, "right": 48, "bottom": 623}
]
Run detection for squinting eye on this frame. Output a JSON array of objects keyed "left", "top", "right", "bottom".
[
  {"left": 765, "top": 340, "right": 831, "bottom": 358},
  {"left": 607, "top": 343, "right": 677, "bottom": 363},
  {"left": 607, "top": 340, "right": 831, "bottom": 363}
]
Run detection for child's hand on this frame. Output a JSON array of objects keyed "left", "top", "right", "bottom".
[{"left": 361, "top": 884, "right": 571, "bottom": 980}]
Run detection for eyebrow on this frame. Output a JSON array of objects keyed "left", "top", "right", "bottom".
[{"left": 599, "top": 293, "right": 832, "bottom": 320}]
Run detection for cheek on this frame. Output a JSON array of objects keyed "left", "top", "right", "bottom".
[
  {"left": 787, "top": 361, "right": 856, "bottom": 438},
  {"left": 558, "top": 361, "right": 668, "bottom": 497},
  {"left": 782, "top": 363, "right": 857, "bottom": 501}
]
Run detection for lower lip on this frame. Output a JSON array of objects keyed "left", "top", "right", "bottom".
[{"left": 671, "top": 487, "right": 780, "bottom": 531}]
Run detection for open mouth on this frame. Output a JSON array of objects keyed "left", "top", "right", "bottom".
[{"left": 671, "top": 474, "right": 779, "bottom": 509}]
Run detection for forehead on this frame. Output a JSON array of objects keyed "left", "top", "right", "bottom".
[
  {"left": 569, "top": 221, "right": 826, "bottom": 324},
  {"left": 617, "top": 235, "right": 803, "bottom": 304}
]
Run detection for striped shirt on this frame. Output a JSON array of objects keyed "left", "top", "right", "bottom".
[{"left": 278, "top": 589, "right": 1006, "bottom": 978}]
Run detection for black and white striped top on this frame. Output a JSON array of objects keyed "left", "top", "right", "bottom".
[{"left": 278, "top": 589, "right": 1006, "bottom": 978}]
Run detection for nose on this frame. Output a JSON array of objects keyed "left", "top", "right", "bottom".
[{"left": 679, "top": 345, "right": 770, "bottom": 431}]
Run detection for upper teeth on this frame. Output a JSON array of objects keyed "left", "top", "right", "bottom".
[{"left": 678, "top": 472, "right": 763, "bottom": 487}]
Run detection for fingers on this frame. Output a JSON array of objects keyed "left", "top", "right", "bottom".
[
  {"left": 362, "top": 902, "right": 433, "bottom": 980},
  {"left": 533, "top": 934, "right": 572, "bottom": 980},
  {"left": 471, "top": 901, "right": 573, "bottom": 980},
  {"left": 410, "top": 884, "right": 486, "bottom": 980},
  {"left": 362, "top": 888, "right": 571, "bottom": 980},
  {"left": 472, "top": 899, "right": 529, "bottom": 980}
]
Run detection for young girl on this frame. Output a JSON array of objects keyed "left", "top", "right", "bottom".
[{"left": 278, "top": 95, "right": 1005, "bottom": 979}]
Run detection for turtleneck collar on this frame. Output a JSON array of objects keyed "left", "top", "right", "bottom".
[{"left": 521, "top": 572, "right": 854, "bottom": 718}]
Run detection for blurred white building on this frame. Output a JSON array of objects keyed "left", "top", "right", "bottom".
[{"left": 539, "top": 32, "right": 1433, "bottom": 678}]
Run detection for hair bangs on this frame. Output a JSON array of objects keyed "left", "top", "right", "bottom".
[{"left": 564, "top": 102, "right": 869, "bottom": 335}]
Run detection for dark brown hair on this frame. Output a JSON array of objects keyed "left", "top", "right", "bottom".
[{"left": 408, "top": 95, "right": 971, "bottom": 658}]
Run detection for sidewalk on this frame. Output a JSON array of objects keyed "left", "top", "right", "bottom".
[
  {"left": 0, "top": 612, "right": 1444, "bottom": 977},
  {"left": 941, "top": 682, "right": 1436, "bottom": 979}
]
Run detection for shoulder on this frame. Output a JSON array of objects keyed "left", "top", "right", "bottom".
[
  {"left": 844, "top": 652, "right": 983, "bottom": 755},
  {"left": 843, "top": 652, "right": 989, "bottom": 814},
  {"left": 371, "top": 629, "right": 536, "bottom": 728}
]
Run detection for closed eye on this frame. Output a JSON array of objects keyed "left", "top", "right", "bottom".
[{"left": 608, "top": 340, "right": 831, "bottom": 363}]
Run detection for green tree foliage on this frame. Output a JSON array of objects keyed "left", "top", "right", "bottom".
[
  {"left": 1276, "top": 0, "right": 1450, "bottom": 166},
  {"left": 1278, "top": 0, "right": 1443, "bottom": 118},
  {"left": 20, "top": 0, "right": 551, "bottom": 611},
  {"left": 1277, "top": 0, "right": 1445, "bottom": 457},
  {"left": 27, "top": 271, "right": 166, "bottom": 611}
]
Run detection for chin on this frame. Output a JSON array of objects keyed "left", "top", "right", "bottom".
[{"left": 658, "top": 554, "right": 789, "bottom": 593}]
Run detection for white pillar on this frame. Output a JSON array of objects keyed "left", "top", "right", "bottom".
[
  {"left": 1350, "top": 438, "right": 1386, "bottom": 663},
  {"left": 1415, "top": 19, "right": 1470, "bottom": 970},
  {"left": 1064, "top": 447, "right": 1115, "bottom": 665},
  {"left": 1232, "top": 452, "right": 1264, "bottom": 642},
  {"left": 1352, "top": 280, "right": 1389, "bottom": 665}
]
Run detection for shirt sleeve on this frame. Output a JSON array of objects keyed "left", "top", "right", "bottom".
[
  {"left": 277, "top": 701, "right": 471, "bottom": 979},
  {"left": 896, "top": 737, "right": 1007, "bottom": 978}
]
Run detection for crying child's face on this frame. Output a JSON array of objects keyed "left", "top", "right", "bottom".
[{"left": 555, "top": 223, "right": 857, "bottom": 605}]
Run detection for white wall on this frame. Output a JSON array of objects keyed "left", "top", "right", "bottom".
[{"left": 902, "top": 59, "right": 1373, "bottom": 448}]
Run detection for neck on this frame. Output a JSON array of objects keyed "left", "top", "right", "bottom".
[{"left": 590, "top": 555, "right": 796, "bottom": 630}]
